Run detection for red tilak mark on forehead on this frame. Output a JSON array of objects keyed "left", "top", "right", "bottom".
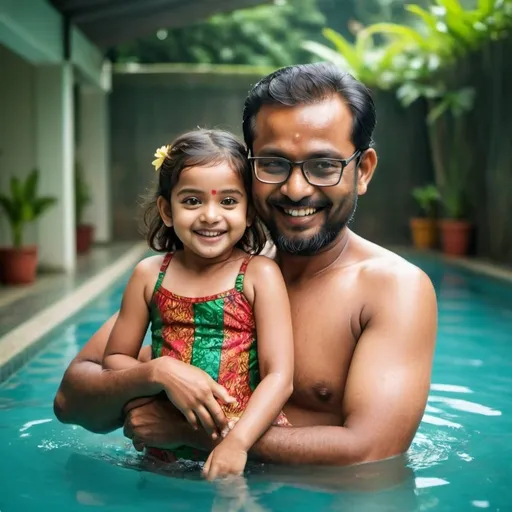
[{"left": 211, "top": 189, "right": 217, "bottom": 195}]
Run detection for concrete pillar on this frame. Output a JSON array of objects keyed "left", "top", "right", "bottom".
[
  {"left": 35, "top": 63, "right": 76, "bottom": 272},
  {"left": 78, "top": 86, "right": 111, "bottom": 242}
]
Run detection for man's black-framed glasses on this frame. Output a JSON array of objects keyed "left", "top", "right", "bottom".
[{"left": 249, "top": 149, "right": 363, "bottom": 187}]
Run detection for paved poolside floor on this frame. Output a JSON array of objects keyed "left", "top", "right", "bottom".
[
  {"left": 0, "top": 242, "right": 144, "bottom": 339},
  {"left": 0, "top": 241, "right": 148, "bottom": 381}
]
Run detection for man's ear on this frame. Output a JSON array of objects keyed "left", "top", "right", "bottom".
[
  {"left": 356, "top": 148, "right": 378, "bottom": 196},
  {"left": 157, "top": 196, "right": 173, "bottom": 227}
]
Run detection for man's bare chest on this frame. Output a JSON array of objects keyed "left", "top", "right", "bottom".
[{"left": 286, "top": 279, "right": 361, "bottom": 414}]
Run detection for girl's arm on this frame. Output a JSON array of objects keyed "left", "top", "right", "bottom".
[
  {"left": 102, "top": 261, "right": 152, "bottom": 371},
  {"left": 225, "top": 257, "right": 294, "bottom": 450},
  {"left": 103, "top": 257, "right": 237, "bottom": 436}
]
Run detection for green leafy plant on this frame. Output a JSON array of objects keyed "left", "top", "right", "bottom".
[
  {"left": 302, "top": 26, "right": 421, "bottom": 90},
  {"left": 304, "top": 0, "right": 512, "bottom": 91},
  {"left": 75, "top": 162, "right": 92, "bottom": 226},
  {"left": 399, "top": 82, "right": 475, "bottom": 218},
  {"left": 0, "top": 170, "right": 57, "bottom": 248},
  {"left": 368, "top": 0, "right": 512, "bottom": 65},
  {"left": 412, "top": 184, "right": 440, "bottom": 217}
]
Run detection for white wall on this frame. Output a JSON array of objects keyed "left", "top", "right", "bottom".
[
  {"left": 36, "top": 63, "right": 76, "bottom": 271},
  {"left": 78, "top": 87, "right": 111, "bottom": 242},
  {"left": 0, "top": 44, "right": 38, "bottom": 247}
]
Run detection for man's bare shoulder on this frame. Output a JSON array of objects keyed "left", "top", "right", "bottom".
[
  {"left": 347, "top": 235, "right": 437, "bottom": 340},
  {"left": 349, "top": 233, "right": 435, "bottom": 300}
]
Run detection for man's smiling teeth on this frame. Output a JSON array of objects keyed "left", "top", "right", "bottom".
[
  {"left": 196, "top": 230, "right": 224, "bottom": 237},
  {"left": 283, "top": 208, "right": 317, "bottom": 217}
]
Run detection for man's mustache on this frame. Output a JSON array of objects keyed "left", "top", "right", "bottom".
[{"left": 268, "top": 198, "right": 332, "bottom": 209}]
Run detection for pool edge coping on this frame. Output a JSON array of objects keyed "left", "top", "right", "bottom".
[
  {"left": 393, "top": 246, "right": 512, "bottom": 285},
  {"left": 0, "top": 242, "right": 147, "bottom": 382}
]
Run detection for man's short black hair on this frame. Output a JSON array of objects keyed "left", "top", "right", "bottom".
[{"left": 242, "top": 62, "right": 376, "bottom": 154}]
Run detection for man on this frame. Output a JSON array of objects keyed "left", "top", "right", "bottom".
[{"left": 54, "top": 62, "right": 437, "bottom": 467}]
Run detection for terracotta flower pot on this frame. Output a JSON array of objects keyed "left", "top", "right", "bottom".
[
  {"left": 76, "top": 224, "right": 95, "bottom": 254},
  {"left": 439, "top": 219, "right": 472, "bottom": 256},
  {"left": 1, "top": 246, "right": 38, "bottom": 285},
  {"left": 409, "top": 218, "right": 438, "bottom": 250}
]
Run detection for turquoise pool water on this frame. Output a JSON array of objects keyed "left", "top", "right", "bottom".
[{"left": 0, "top": 255, "right": 511, "bottom": 511}]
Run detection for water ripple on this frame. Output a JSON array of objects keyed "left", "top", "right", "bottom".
[
  {"left": 422, "top": 414, "right": 462, "bottom": 429},
  {"left": 430, "top": 384, "right": 473, "bottom": 394},
  {"left": 408, "top": 430, "right": 460, "bottom": 471},
  {"left": 428, "top": 396, "right": 502, "bottom": 416}
]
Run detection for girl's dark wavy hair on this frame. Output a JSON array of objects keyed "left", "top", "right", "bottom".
[{"left": 143, "top": 129, "right": 267, "bottom": 255}]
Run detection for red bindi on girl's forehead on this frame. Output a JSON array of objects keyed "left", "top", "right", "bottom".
[{"left": 211, "top": 189, "right": 217, "bottom": 195}]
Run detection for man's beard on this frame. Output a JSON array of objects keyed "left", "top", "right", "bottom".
[{"left": 265, "top": 193, "right": 358, "bottom": 257}]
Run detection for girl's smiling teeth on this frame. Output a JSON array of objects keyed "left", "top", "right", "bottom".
[{"left": 195, "top": 230, "right": 226, "bottom": 237}]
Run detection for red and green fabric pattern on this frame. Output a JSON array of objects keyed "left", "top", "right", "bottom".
[
  {"left": 150, "top": 253, "right": 260, "bottom": 421},
  {"left": 147, "top": 253, "right": 290, "bottom": 462}
]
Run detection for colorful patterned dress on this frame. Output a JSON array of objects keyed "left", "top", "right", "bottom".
[{"left": 147, "top": 252, "right": 289, "bottom": 461}]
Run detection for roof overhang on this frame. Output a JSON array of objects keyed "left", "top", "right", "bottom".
[{"left": 50, "top": 0, "right": 270, "bottom": 47}]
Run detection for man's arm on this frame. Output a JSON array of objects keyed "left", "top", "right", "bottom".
[
  {"left": 55, "top": 316, "right": 233, "bottom": 435},
  {"left": 251, "top": 265, "right": 437, "bottom": 465},
  {"left": 54, "top": 313, "right": 161, "bottom": 433}
]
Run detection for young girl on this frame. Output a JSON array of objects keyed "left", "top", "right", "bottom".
[{"left": 102, "top": 129, "right": 293, "bottom": 480}]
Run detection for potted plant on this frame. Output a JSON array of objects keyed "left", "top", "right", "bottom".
[
  {"left": 425, "top": 87, "right": 474, "bottom": 256},
  {"left": 410, "top": 184, "right": 440, "bottom": 249},
  {"left": 75, "top": 162, "right": 94, "bottom": 254},
  {"left": 398, "top": 83, "right": 475, "bottom": 256},
  {"left": 434, "top": 167, "right": 473, "bottom": 258},
  {"left": 0, "top": 170, "right": 57, "bottom": 285}
]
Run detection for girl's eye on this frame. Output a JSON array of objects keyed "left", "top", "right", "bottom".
[
  {"left": 183, "top": 197, "right": 200, "bottom": 206},
  {"left": 221, "top": 197, "right": 238, "bottom": 206}
]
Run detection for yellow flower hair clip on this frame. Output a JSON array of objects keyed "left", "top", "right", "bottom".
[{"left": 152, "top": 145, "right": 170, "bottom": 171}]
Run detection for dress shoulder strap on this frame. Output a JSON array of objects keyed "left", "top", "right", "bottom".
[
  {"left": 152, "top": 253, "right": 173, "bottom": 296},
  {"left": 234, "top": 255, "right": 253, "bottom": 292}
]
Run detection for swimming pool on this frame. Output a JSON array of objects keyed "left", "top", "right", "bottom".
[{"left": 0, "top": 255, "right": 511, "bottom": 511}]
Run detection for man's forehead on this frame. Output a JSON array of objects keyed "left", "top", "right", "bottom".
[{"left": 253, "top": 97, "right": 353, "bottom": 149}]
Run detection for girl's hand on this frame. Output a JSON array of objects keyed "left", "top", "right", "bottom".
[
  {"left": 202, "top": 437, "right": 248, "bottom": 481},
  {"left": 151, "top": 358, "right": 236, "bottom": 438}
]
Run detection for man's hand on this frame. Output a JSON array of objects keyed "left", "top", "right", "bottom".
[
  {"left": 123, "top": 397, "right": 190, "bottom": 451},
  {"left": 152, "top": 358, "right": 234, "bottom": 438}
]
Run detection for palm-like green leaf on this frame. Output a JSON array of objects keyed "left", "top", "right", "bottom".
[
  {"left": 0, "top": 195, "right": 17, "bottom": 224},
  {"left": 322, "top": 28, "right": 362, "bottom": 73},
  {"left": 436, "top": 0, "right": 464, "bottom": 16},
  {"left": 427, "top": 99, "right": 452, "bottom": 124},
  {"left": 24, "top": 170, "right": 39, "bottom": 204},
  {"left": 427, "top": 87, "right": 475, "bottom": 124},
  {"left": 377, "top": 39, "right": 414, "bottom": 71},
  {"left": 21, "top": 202, "right": 33, "bottom": 223},
  {"left": 302, "top": 41, "right": 349, "bottom": 68},
  {"left": 33, "top": 197, "right": 57, "bottom": 217},
  {"left": 478, "top": 0, "right": 494, "bottom": 16},
  {"left": 444, "top": 12, "right": 479, "bottom": 47},
  {"left": 10, "top": 177, "right": 22, "bottom": 205},
  {"left": 0, "top": 170, "right": 57, "bottom": 247},
  {"left": 301, "top": 41, "right": 351, "bottom": 72},
  {"left": 362, "top": 22, "right": 427, "bottom": 48},
  {"left": 405, "top": 4, "right": 439, "bottom": 32}
]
